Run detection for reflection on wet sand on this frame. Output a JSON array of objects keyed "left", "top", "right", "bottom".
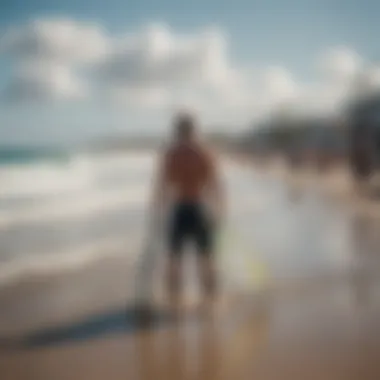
[
  {"left": 134, "top": 320, "right": 204, "bottom": 380},
  {"left": 348, "top": 212, "right": 380, "bottom": 309},
  {"left": 1, "top": 274, "right": 380, "bottom": 380},
  {"left": 131, "top": 299, "right": 271, "bottom": 380},
  {"left": 195, "top": 319, "right": 221, "bottom": 379}
]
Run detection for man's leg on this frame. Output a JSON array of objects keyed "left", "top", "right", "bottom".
[
  {"left": 197, "top": 254, "right": 218, "bottom": 301},
  {"left": 167, "top": 205, "right": 186, "bottom": 306},
  {"left": 196, "top": 215, "right": 218, "bottom": 303},
  {"left": 167, "top": 255, "right": 182, "bottom": 305}
]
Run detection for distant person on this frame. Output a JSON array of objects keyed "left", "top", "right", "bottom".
[{"left": 151, "top": 112, "right": 225, "bottom": 308}]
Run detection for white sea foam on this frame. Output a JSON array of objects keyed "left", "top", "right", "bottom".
[
  {"left": 0, "top": 184, "right": 150, "bottom": 229},
  {"left": 0, "top": 152, "right": 155, "bottom": 228},
  {"left": 0, "top": 235, "right": 143, "bottom": 287},
  {"left": 0, "top": 152, "right": 154, "bottom": 199}
]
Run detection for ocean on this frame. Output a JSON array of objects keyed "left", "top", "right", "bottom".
[
  {"left": 0, "top": 146, "right": 358, "bottom": 292},
  {"left": 0, "top": 148, "right": 157, "bottom": 283}
]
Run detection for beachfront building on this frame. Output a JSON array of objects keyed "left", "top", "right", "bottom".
[{"left": 346, "top": 91, "right": 380, "bottom": 182}]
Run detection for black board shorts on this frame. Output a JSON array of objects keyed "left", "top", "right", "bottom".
[{"left": 168, "top": 202, "right": 215, "bottom": 257}]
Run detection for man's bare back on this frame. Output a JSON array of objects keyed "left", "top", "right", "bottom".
[
  {"left": 152, "top": 112, "right": 224, "bottom": 303},
  {"left": 163, "top": 141, "right": 215, "bottom": 202}
]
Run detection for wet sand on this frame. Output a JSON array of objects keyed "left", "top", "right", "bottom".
[
  {"left": 1, "top": 276, "right": 380, "bottom": 380},
  {"left": 1, "top": 160, "right": 380, "bottom": 380}
]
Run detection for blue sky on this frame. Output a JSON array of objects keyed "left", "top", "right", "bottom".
[
  {"left": 2, "top": 0, "right": 378, "bottom": 70},
  {"left": 0, "top": 0, "right": 379, "bottom": 145}
]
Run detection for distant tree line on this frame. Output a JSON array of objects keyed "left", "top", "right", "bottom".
[{"left": 238, "top": 114, "right": 348, "bottom": 162}]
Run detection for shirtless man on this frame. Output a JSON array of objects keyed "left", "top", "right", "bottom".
[{"left": 152, "top": 112, "right": 225, "bottom": 306}]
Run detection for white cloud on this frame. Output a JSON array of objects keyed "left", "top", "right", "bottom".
[
  {"left": 259, "top": 66, "right": 299, "bottom": 111},
  {"left": 106, "top": 86, "right": 170, "bottom": 108},
  {"left": 317, "top": 47, "right": 362, "bottom": 84},
  {"left": 1, "top": 17, "right": 379, "bottom": 126},
  {"left": 0, "top": 18, "right": 108, "bottom": 64},
  {"left": 0, "top": 18, "right": 103, "bottom": 102},
  {"left": 367, "top": 66, "right": 380, "bottom": 87},
  {"left": 263, "top": 67, "right": 297, "bottom": 97},
  {"left": 94, "top": 25, "right": 238, "bottom": 97},
  {"left": 3, "top": 60, "right": 86, "bottom": 102}
]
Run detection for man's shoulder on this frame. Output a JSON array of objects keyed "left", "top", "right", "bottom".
[
  {"left": 198, "top": 143, "right": 217, "bottom": 161},
  {"left": 160, "top": 141, "right": 217, "bottom": 161},
  {"left": 162, "top": 143, "right": 180, "bottom": 160}
]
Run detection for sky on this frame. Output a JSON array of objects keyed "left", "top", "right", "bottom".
[{"left": 0, "top": 0, "right": 380, "bottom": 145}]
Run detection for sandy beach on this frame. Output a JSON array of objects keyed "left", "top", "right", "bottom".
[
  {"left": 1, "top": 154, "right": 380, "bottom": 380},
  {"left": 1, "top": 265, "right": 380, "bottom": 380}
]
